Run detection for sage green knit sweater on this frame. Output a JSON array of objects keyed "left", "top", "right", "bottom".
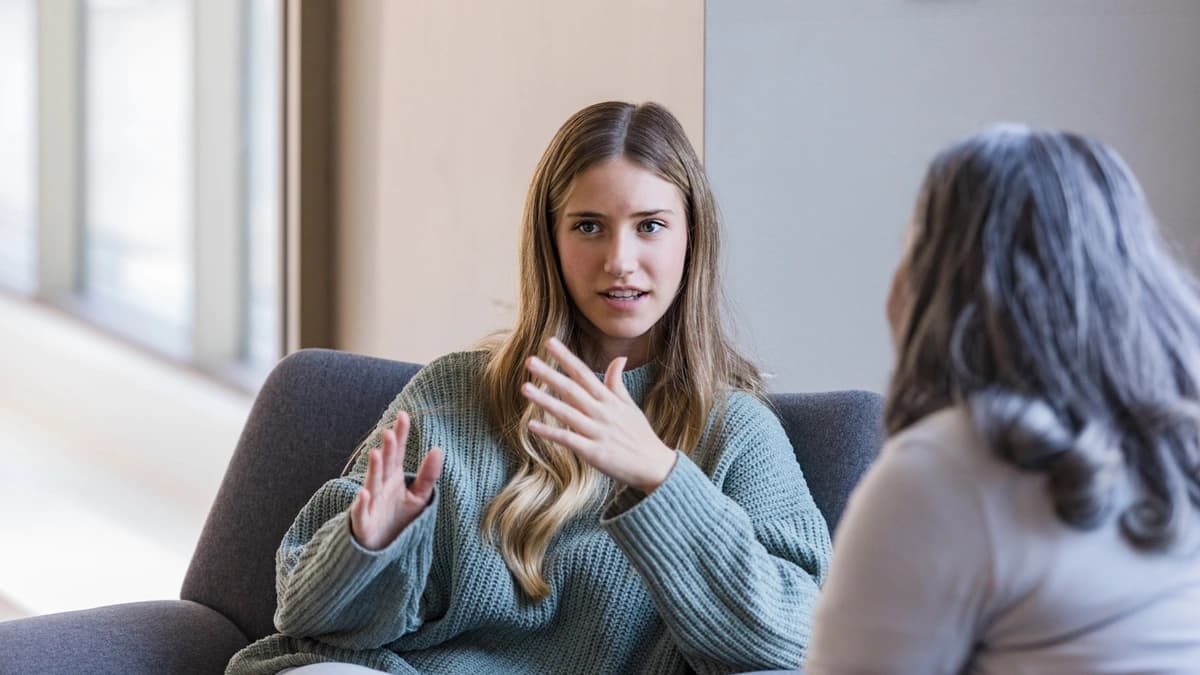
[{"left": 226, "top": 350, "right": 832, "bottom": 675}]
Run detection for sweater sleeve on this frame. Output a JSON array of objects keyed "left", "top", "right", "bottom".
[
  {"left": 271, "top": 394, "right": 440, "bottom": 650},
  {"left": 600, "top": 407, "right": 833, "bottom": 674},
  {"left": 804, "top": 437, "right": 991, "bottom": 675}
]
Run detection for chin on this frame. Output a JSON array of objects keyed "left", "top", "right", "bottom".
[
  {"left": 600, "top": 326, "right": 651, "bottom": 341},
  {"left": 591, "top": 319, "right": 654, "bottom": 342}
]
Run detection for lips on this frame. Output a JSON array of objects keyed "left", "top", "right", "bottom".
[
  {"left": 599, "top": 286, "right": 648, "bottom": 299},
  {"left": 597, "top": 287, "right": 649, "bottom": 311},
  {"left": 600, "top": 289, "right": 648, "bottom": 299}
]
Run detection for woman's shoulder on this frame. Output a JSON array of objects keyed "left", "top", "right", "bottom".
[
  {"left": 867, "top": 407, "right": 1029, "bottom": 524},
  {"left": 694, "top": 389, "right": 791, "bottom": 472},
  {"left": 886, "top": 406, "right": 1005, "bottom": 478},
  {"left": 397, "top": 349, "right": 491, "bottom": 407},
  {"left": 846, "top": 408, "right": 996, "bottom": 539},
  {"left": 717, "top": 389, "right": 787, "bottom": 441},
  {"left": 417, "top": 349, "right": 490, "bottom": 379}
]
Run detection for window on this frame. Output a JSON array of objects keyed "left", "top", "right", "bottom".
[
  {"left": 242, "top": 0, "right": 282, "bottom": 373},
  {"left": 0, "top": 0, "right": 37, "bottom": 292},
  {"left": 8, "top": 0, "right": 283, "bottom": 387},
  {"left": 82, "top": 0, "right": 193, "bottom": 353}
]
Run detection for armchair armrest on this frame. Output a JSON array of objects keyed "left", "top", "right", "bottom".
[{"left": 0, "top": 599, "right": 248, "bottom": 675}]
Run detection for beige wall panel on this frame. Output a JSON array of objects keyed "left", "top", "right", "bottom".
[{"left": 336, "top": 0, "right": 703, "bottom": 363}]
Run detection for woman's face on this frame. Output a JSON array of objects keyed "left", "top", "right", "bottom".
[{"left": 554, "top": 156, "right": 689, "bottom": 368}]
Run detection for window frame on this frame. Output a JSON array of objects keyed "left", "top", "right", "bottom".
[{"left": 21, "top": 0, "right": 291, "bottom": 391}]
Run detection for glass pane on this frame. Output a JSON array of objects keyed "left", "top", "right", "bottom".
[
  {"left": 0, "top": 0, "right": 37, "bottom": 291},
  {"left": 82, "top": 0, "right": 192, "bottom": 347},
  {"left": 242, "top": 0, "right": 281, "bottom": 371}
]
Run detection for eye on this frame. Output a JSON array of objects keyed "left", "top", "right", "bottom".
[
  {"left": 574, "top": 220, "right": 601, "bottom": 235},
  {"left": 638, "top": 220, "right": 666, "bottom": 234}
]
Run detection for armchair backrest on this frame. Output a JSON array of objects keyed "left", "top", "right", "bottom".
[
  {"left": 768, "top": 391, "right": 885, "bottom": 532},
  {"left": 182, "top": 349, "right": 421, "bottom": 641},
  {"left": 182, "top": 349, "right": 884, "bottom": 642}
]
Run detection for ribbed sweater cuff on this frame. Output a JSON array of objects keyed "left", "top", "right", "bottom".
[
  {"left": 599, "top": 452, "right": 811, "bottom": 668},
  {"left": 277, "top": 482, "right": 438, "bottom": 632},
  {"left": 600, "top": 450, "right": 740, "bottom": 561}
]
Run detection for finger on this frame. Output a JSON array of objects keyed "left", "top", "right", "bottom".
[
  {"left": 545, "top": 337, "right": 609, "bottom": 399},
  {"left": 410, "top": 447, "right": 444, "bottom": 502},
  {"left": 390, "top": 411, "right": 411, "bottom": 477},
  {"left": 528, "top": 418, "right": 595, "bottom": 462},
  {"left": 526, "top": 356, "right": 604, "bottom": 415},
  {"left": 351, "top": 487, "right": 372, "bottom": 544},
  {"left": 604, "top": 357, "right": 633, "bottom": 400},
  {"left": 353, "top": 486, "right": 371, "bottom": 521},
  {"left": 367, "top": 447, "right": 384, "bottom": 498},
  {"left": 379, "top": 429, "right": 395, "bottom": 485},
  {"left": 522, "top": 382, "right": 600, "bottom": 436}
]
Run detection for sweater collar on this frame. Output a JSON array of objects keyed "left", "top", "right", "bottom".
[{"left": 592, "top": 362, "right": 659, "bottom": 407}]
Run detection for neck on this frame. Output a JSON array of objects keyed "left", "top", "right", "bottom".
[{"left": 580, "top": 333, "right": 653, "bottom": 371}]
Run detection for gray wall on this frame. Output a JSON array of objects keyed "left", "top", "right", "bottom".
[{"left": 706, "top": 0, "right": 1200, "bottom": 394}]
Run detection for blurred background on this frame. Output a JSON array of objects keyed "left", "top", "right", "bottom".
[{"left": 1, "top": 0, "right": 1197, "bottom": 620}]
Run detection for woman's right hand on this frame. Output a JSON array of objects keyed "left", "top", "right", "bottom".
[{"left": 350, "top": 410, "right": 444, "bottom": 551}]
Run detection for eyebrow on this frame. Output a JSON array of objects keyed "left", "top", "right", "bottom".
[{"left": 564, "top": 209, "right": 674, "bottom": 218}]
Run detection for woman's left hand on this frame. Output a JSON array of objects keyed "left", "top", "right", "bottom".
[{"left": 521, "top": 337, "right": 678, "bottom": 493}]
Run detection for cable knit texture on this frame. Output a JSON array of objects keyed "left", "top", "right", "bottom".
[{"left": 226, "top": 350, "right": 832, "bottom": 675}]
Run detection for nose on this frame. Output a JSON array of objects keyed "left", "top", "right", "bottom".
[{"left": 603, "top": 230, "right": 637, "bottom": 279}]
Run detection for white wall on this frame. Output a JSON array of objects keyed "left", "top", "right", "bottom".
[{"left": 706, "top": 0, "right": 1200, "bottom": 394}]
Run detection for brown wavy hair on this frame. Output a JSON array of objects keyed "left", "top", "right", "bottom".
[{"left": 480, "top": 101, "right": 762, "bottom": 599}]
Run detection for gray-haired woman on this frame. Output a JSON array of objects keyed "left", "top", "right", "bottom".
[{"left": 807, "top": 127, "right": 1200, "bottom": 673}]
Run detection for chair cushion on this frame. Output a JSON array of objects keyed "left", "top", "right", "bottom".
[{"left": 0, "top": 600, "right": 247, "bottom": 675}]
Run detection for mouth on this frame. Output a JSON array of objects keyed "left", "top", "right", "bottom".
[
  {"left": 599, "top": 289, "right": 648, "bottom": 300},
  {"left": 597, "top": 288, "right": 649, "bottom": 310}
]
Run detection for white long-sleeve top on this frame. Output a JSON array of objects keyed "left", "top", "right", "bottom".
[{"left": 808, "top": 406, "right": 1200, "bottom": 675}]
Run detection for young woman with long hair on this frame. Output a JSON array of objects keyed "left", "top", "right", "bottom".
[{"left": 227, "top": 101, "right": 832, "bottom": 675}]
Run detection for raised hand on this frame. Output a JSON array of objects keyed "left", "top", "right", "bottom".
[
  {"left": 521, "top": 337, "right": 677, "bottom": 493},
  {"left": 350, "top": 411, "right": 444, "bottom": 551}
]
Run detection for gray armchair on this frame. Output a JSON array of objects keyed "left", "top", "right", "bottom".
[{"left": 0, "top": 349, "right": 883, "bottom": 675}]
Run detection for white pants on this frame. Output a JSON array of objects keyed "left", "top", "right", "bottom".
[{"left": 279, "top": 665, "right": 387, "bottom": 674}]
